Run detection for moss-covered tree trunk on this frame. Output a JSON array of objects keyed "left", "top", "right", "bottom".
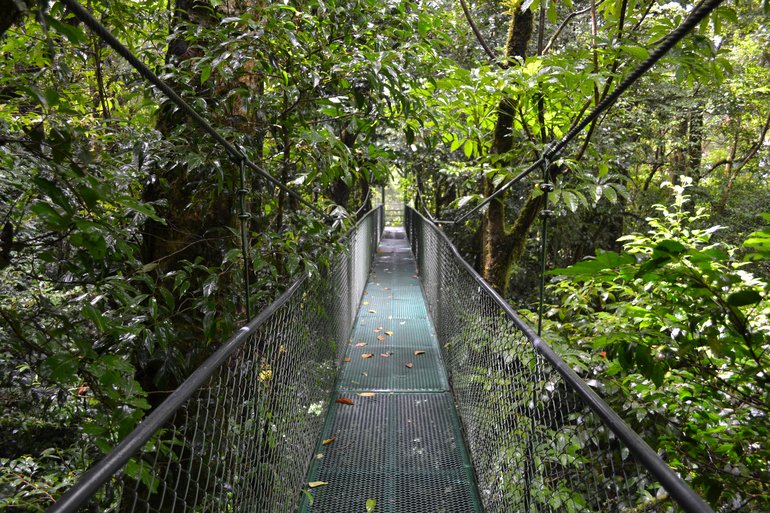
[
  {"left": 480, "top": 7, "right": 538, "bottom": 295},
  {"left": 140, "top": 0, "right": 232, "bottom": 275}
]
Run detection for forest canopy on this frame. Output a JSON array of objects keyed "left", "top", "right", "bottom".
[{"left": 1, "top": 0, "right": 768, "bottom": 510}]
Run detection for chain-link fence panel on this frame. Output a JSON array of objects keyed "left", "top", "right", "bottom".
[
  {"left": 48, "top": 206, "right": 383, "bottom": 513},
  {"left": 404, "top": 206, "right": 713, "bottom": 513}
]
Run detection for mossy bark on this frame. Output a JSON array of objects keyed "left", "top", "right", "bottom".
[{"left": 480, "top": 7, "right": 537, "bottom": 295}]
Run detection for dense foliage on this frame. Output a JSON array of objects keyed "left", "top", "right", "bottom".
[
  {"left": 0, "top": 0, "right": 768, "bottom": 510},
  {"left": 547, "top": 182, "right": 769, "bottom": 510}
]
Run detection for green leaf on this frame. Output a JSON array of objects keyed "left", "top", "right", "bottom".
[
  {"left": 562, "top": 190, "right": 578, "bottom": 212},
  {"left": 45, "top": 14, "right": 88, "bottom": 44},
  {"left": 463, "top": 139, "right": 474, "bottom": 158},
  {"left": 620, "top": 45, "right": 650, "bottom": 60},
  {"left": 602, "top": 185, "right": 617, "bottom": 203},
  {"left": 726, "top": 289, "right": 762, "bottom": 307},
  {"left": 30, "top": 202, "right": 70, "bottom": 230},
  {"left": 200, "top": 64, "right": 212, "bottom": 84},
  {"left": 119, "top": 196, "right": 164, "bottom": 222},
  {"left": 654, "top": 239, "right": 686, "bottom": 256},
  {"left": 82, "top": 304, "right": 107, "bottom": 332},
  {"left": 43, "top": 354, "right": 79, "bottom": 383},
  {"left": 366, "top": 498, "right": 377, "bottom": 512},
  {"left": 405, "top": 126, "right": 415, "bottom": 145}
]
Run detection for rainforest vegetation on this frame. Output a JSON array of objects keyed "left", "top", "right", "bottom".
[{"left": 0, "top": 0, "right": 768, "bottom": 510}]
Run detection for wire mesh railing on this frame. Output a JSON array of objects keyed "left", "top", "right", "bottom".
[
  {"left": 47, "top": 206, "right": 383, "bottom": 513},
  {"left": 404, "top": 205, "right": 714, "bottom": 513}
]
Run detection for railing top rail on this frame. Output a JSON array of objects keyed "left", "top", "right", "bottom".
[
  {"left": 405, "top": 205, "right": 715, "bottom": 513},
  {"left": 47, "top": 205, "right": 383, "bottom": 513}
]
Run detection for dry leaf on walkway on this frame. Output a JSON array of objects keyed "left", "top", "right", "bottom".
[
  {"left": 380, "top": 353, "right": 390, "bottom": 358},
  {"left": 414, "top": 351, "right": 425, "bottom": 356},
  {"left": 357, "top": 392, "right": 376, "bottom": 397},
  {"left": 355, "top": 342, "right": 367, "bottom": 347},
  {"left": 385, "top": 331, "right": 394, "bottom": 336},
  {"left": 322, "top": 437, "right": 336, "bottom": 445},
  {"left": 336, "top": 398, "right": 354, "bottom": 405},
  {"left": 361, "top": 353, "right": 373, "bottom": 358},
  {"left": 344, "top": 357, "right": 351, "bottom": 363},
  {"left": 363, "top": 301, "right": 370, "bottom": 305},
  {"left": 373, "top": 328, "right": 382, "bottom": 333},
  {"left": 405, "top": 363, "right": 414, "bottom": 369},
  {"left": 377, "top": 335, "right": 385, "bottom": 341},
  {"left": 308, "top": 481, "right": 329, "bottom": 488},
  {"left": 368, "top": 310, "right": 376, "bottom": 314}
]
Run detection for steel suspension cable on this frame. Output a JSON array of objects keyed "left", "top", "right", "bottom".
[
  {"left": 450, "top": 0, "right": 724, "bottom": 224},
  {"left": 544, "top": 0, "right": 724, "bottom": 160},
  {"left": 59, "top": 0, "right": 328, "bottom": 221},
  {"left": 415, "top": 182, "right": 437, "bottom": 223}
]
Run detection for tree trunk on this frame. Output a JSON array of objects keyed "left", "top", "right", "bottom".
[
  {"left": 141, "top": 0, "right": 230, "bottom": 275},
  {"left": 480, "top": 7, "right": 535, "bottom": 295},
  {"left": 0, "top": 0, "right": 27, "bottom": 38}
]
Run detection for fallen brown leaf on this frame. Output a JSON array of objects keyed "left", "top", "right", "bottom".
[
  {"left": 336, "top": 398, "right": 354, "bottom": 405},
  {"left": 322, "top": 437, "right": 336, "bottom": 445},
  {"left": 373, "top": 328, "right": 382, "bottom": 333},
  {"left": 368, "top": 309, "right": 376, "bottom": 314},
  {"left": 355, "top": 342, "right": 367, "bottom": 347},
  {"left": 385, "top": 331, "right": 394, "bottom": 336},
  {"left": 414, "top": 351, "right": 425, "bottom": 356},
  {"left": 344, "top": 357, "right": 351, "bottom": 363},
  {"left": 361, "top": 353, "right": 373, "bottom": 358},
  {"left": 357, "top": 392, "right": 376, "bottom": 397},
  {"left": 377, "top": 335, "right": 385, "bottom": 341},
  {"left": 405, "top": 363, "right": 414, "bottom": 368},
  {"left": 308, "top": 481, "right": 329, "bottom": 488},
  {"left": 380, "top": 353, "right": 390, "bottom": 358}
]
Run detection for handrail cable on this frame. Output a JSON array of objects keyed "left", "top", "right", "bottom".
[
  {"left": 445, "top": 0, "right": 724, "bottom": 225},
  {"left": 59, "top": 0, "right": 329, "bottom": 221},
  {"left": 415, "top": 182, "right": 437, "bottom": 223},
  {"left": 46, "top": 205, "right": 384, "bottom": 513},
  {"left": 405, "top": 206, "right": 715, "bottom": 513}
]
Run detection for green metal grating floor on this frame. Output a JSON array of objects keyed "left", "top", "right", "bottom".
[{"left": 300, "top": 227, "right": 482, "bottom": 513}]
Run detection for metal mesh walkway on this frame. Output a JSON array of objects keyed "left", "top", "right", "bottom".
[{"left": 301, "top": 227, "right": 482, "bottom": 512}]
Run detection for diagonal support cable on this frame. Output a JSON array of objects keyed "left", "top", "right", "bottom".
[
  {"left": 59, "top": 0, "right": 329, "bottom": 221},
  {"left": 447, "top": 0, "right": 724, "bottom": 225},
  {"left": 544, "top": 0, "right": 725, "bottom": 161}
]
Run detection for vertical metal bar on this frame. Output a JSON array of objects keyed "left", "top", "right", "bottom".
[
  {"left": 537, "top": 160, "right": 553, "bottom": 337},
  {"left": 237, "top": 158, "right": 252, "bottom": 320}
]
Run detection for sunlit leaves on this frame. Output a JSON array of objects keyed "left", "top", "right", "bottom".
[{"left": 548, "top": 186, "right": 770, "bottom": 507}]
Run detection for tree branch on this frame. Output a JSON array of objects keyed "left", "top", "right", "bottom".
[
  {"left": 457, "top": 0, "right": 498, "bottom": 63},
  {"left": 542, "top": 0, "right": 606, "bottom": 55}
]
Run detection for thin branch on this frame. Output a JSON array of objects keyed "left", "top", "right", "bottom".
[
  {"left": 457, "top": 0, "right": 498, "bottom": 63},
  {"left": 542, "top": 0, "right": 607, "bottom": 55},
  {"left": 703, "top": 110, "right": 770, "bottom": 177}
]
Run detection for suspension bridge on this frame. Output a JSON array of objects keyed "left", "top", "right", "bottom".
[
  {"left": 43, "top": 0, "right": 725, "bottom": 510},
  {"left": 48, "top": 206, "right": 713, "bottom": 513}
]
